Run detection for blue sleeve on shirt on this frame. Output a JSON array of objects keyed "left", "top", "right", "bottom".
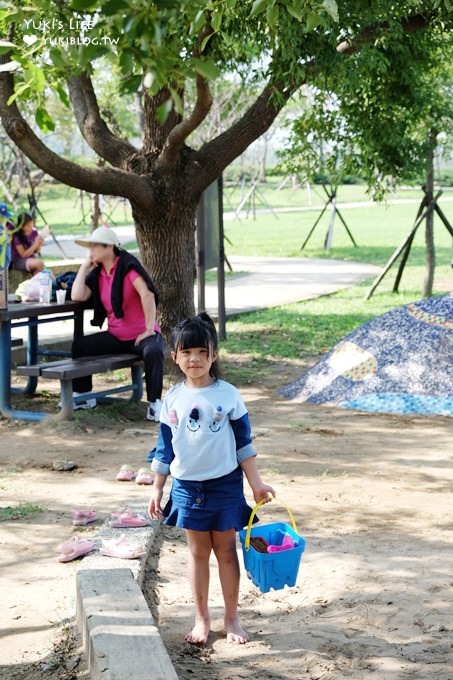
[
  {"left": 231, "top": 413, "right": 256, "bottom": 462},
  {"left": 150, "top": 423, "right": 174, "bottom": 476}
]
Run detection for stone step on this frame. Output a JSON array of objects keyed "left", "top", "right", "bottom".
[{"left": 77, "top": 568, "right": 178, "bottom": 680}]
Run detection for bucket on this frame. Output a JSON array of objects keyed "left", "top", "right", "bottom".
[{"left": 239, "top": 498, "right": 307, "bottom": 593}]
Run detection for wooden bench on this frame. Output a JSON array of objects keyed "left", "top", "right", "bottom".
[{"left": 17, "top": 353, "right": 143, "bottom": 418}]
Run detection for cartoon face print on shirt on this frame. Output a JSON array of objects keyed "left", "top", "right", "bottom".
[
  {"left": 184, "top": 404, "right": 225, "bottom": 433},
  {"left": 168, "top": 409, "right": 178, "bottom": 429},
  {"left": 209, "top": 405, "right": 224, "bottom": 432},
  {"left": 187, "top": 405, "right": 201, "bottom": 432}
]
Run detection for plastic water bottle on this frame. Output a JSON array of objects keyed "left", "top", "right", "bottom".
[{"left": 39, "top": 269, "right": 51, "bottom": 304}]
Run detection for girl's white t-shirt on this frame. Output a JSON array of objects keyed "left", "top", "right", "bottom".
[{"left": 160, "top": 380, "right": 251, "bottom": 481}]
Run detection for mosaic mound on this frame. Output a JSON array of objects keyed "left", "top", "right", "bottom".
[{"left": 281, "top": 293, "right": 453, "bottom": 417}]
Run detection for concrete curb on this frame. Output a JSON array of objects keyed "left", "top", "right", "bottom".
[{"left": 76, "top": 502, "right": 178, "bottom": 680}]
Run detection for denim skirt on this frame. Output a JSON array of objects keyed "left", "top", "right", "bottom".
[{"left": 163, "top": 466, "right": 257, "bottom": 532}]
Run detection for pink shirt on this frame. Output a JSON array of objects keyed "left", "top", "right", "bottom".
[{"left": 99, "top": 258, "right": 153, "bottom": 341}]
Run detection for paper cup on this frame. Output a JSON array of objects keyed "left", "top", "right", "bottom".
[{"left": 56, "top": 289, "right": 67, "bottom": 304}]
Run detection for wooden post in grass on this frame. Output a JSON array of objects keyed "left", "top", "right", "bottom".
[{"left": 365, "top": 187, "right": 453, "bottom": 300}]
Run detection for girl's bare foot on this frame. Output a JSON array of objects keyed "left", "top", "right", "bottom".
[
  {"left": 185, "top": 618, "right": 210, "bottom": 645},
  {"left": 225, "top": 616, "right": 249, "bottom": 644}
]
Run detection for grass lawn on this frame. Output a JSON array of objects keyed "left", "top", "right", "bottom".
[{"left": 8, "top": 181, "right": 451, "bottom": 381}]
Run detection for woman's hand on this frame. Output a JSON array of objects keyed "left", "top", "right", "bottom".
[{"left": 135, "top": 329, "right": 155, "bottom": 346}]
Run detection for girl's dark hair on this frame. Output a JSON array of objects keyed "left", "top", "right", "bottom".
[
  {"left": 16, "top": 212, "right": 34, "bottom": 246},
  {"left": 171, "top": 312, "right": 221, "bottom": 379}
]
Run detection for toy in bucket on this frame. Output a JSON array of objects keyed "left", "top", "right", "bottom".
[{"left": 239, "top": 497, "right": 306, "bottom": 593}]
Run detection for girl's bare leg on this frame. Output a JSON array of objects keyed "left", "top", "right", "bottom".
[
  {"left": 212, "top": 529, "right": 249, "bottom": 643},
  {"left": 185, "top": 529, "right": 212, "bottom": 644}
]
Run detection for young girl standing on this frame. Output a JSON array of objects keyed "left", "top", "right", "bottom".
[{"left": 148, "top": 313, "right": 275, "bottom": 645}]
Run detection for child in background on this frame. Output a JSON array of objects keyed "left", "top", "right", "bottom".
[
  {"left": 148, "top": 313, "right": 275, "bottom": 645},
  {"left": 10, "top": 212, "right": 45, "bottom": 274}
]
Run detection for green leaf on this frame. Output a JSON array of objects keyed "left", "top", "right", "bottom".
[
  {"left": 306, "top": 11, "right": 320, "bottom": 31},
  {"left": 155, "top": 98, "right": 173, "bottom": 124},
  {"left": 119, "top": 73, "right": 142, "bottom": 94},
  {"left": 69, "top": 0, "right": 98, "bottom": 10},
  {"left": 24, "top": 64, "right": 46, "bottom": 93},
  {"left": 250, "top": 0, "right": 268, "bottom": 18},
  {"left": 119, "top": 50, "right": 134, "bottom": 74},
  {"left": 7, "top": 78, "right": 33, "bottom": 105},
  {"left": 285, "top": 3, "right": 303, "bottom": 21},
  {"left": 103, "top": 0, "right": 130, "bottom": 14},
  {"left": 266, "top": 3, "right": 279, "bottom": 29},
  {"left": 200, "top": 32, "right": 214, "bottom": 53},
  {"left": 49, "top": 48, "right": 67, "bottom": 70},
  {"left": 35, "top": 106, "right": 55, "bottom": 132},
  {"left": 211, "top": 9, "right": 223, "bottom": 33},
  {"left": 321, "top": 0, "right": 339, "bottom": 22},
  {"left": 191, "top": 57, "right": 220, "bottom": 80},
  {"left": 79, "top": 44, "right": 111, "bottom": 66},
  {"left": 54, "top": 82, "right": 70, "bottom": 108},
  {"left": 190, "top": 9, "right": 205, "bottom": 35},
  {"left": 169, "top": 86, "right": 183, "bottom": 115},
  {"left": 0, "top": 39, "right": 15, "bottom": 53}
]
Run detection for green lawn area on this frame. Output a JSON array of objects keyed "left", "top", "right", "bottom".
[{"left": 9, "top": 181, "right": 451, "bottom": 379}]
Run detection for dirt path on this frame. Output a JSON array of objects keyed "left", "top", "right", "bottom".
[{"left": 1, "top": 365, "right": 452, "bottom": 679}]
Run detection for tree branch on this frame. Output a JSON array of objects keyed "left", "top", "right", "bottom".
[
  {"left": 337, "top": 13, "right": 430, "bottom": 55},
  {"left": 159, "top": 73, "right": 213, "bottom": 169},
  {"left": 158, "top": 22, "right": 214, "bottom": 169},
  {"left": 0, "top": 69, "right": 150, "bottom": 204},
  {"left": 67, "top": 72, "right": 137, "bottom": 167},
  {"left": 191, "top": 75, "right": 300, "bottom": 191}
]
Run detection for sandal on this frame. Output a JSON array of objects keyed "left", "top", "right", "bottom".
[
  {"left": 57, "top": 537, "right": 96, "bottom": 562},
  {"left": 108, "top": 509, "right": 150, "bottom": 528},
  {"left": 72, "top": 508, "right": 97, "bottom": 526},
  {"left": 100, "top": 533, "right": 146, "bottom": 559},
  {"left": 116, "top": 465, "right": 136, "bottom": 481},
  {"left": 135, "top": 468, "right": 154, "bottom": 485}
]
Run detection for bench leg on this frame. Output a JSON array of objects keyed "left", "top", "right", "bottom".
[
  {"left": 130, "top": 365, "right": 143, "bottom": 402},
  {"left": 59, "top": 379, "right": 74, "bottom": 419}
]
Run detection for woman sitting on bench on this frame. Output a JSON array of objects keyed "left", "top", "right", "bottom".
[{"left": 71, "top": 226, "right": 164, "bottom": 420}]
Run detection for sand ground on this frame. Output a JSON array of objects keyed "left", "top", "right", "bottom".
[{"left": 0, "top": 363, "right": 452, "bottom": 679}]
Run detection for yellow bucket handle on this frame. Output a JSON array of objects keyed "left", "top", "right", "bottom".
[{"left": 244, "top": 497, "right": 298, "bottom": 551}]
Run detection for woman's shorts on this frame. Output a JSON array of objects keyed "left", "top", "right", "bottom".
[
  {"left": 13, "top": 257, "right": 36, "bottom": 272},
  {"left": 163, "top": 466, "right": 257, "bottom": 532}
]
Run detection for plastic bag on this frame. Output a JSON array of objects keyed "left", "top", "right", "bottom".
[{"left": 15, "top": 273, "right": 42, "bottom": 302}]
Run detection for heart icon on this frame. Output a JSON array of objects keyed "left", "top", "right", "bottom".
[{"left": 23, "top": 35, "right": 38, "bottom": 46}]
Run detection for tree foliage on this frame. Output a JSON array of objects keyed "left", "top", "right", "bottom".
[
  {"left": 1, "top": 0, "right": 453, "bottom": 328},
  {"left": 278, "top": 3, "right": 453, "bottom": 199}
]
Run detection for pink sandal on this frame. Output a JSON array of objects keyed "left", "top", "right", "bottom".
[
  {"left": 58, "top": 537, "right": 96, "bottom": 562},
  {"left": 116, "top": 465, "right": 136, "bottom": 481},
  {"left": 100, "top": 533, "right": 146, "bottom": 559},
  {"left": 109, "top": 509, "right": 150, "bottom": 528},
  {"left": 72, "top": 508, "right": 97, "bottom": 526},
  {"left": 135, "top": 468, "right": 154, "bottom": 485}
]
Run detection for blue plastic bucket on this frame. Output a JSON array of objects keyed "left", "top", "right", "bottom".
[{"left": 239, "top": 499, "right": 307, "bottom": 593}]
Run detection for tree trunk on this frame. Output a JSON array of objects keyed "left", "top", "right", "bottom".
[
  {"left": 130, "top": 193, "right": 197, "bottom": 339},
  {"left": 423, "top": 140, "right": 435, "bottom": 297}
]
